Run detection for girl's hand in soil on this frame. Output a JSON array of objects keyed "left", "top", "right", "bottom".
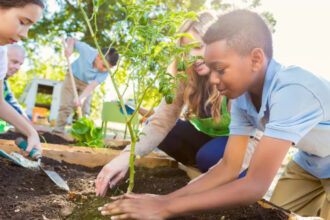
[
  {"left": 98, "top": 196, "right": 170, "bottom": 220},
  {"left": 95, "top": 151, "right": 130, "bottom": 197}
]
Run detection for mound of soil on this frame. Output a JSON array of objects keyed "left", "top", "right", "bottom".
[
  {"left": 0, "top": 131, "right": 75, "bottom": 145},
  {"left": 0, "top": 155, "right": 289, "bottom": 220}
]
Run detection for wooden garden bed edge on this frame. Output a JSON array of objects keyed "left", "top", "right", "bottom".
[{"left": 0, "top": 139, "right": 177, "bottom": 169}]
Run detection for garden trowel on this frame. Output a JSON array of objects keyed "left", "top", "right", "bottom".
[
  {"left": 14, "top": 137, "right": 70, "bottom": 192},
  {"left": 0, "top": 149, "right": 31, "bottom": 168}
]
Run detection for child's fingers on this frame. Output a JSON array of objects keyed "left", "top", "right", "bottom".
[
  {"left": 25, "top": 142, "right": 42, "bottom": 157},
  {"left": 35, "top": 144, "right": 43, "bottom": 154},
  {"left": 25, "top": 143, "right": 33, "bottom": 154},
  {"left": 110, "top": 193, "right": 145, "bottom": 200},
  {"left": 108, "top": 171, "right": 126, "bottom": 189},
  {"left": 20, "top": 148, "right": 28, "bottom": 157},
  {"left": 95, "top": 176, "right": 110, "bottom": 197}
]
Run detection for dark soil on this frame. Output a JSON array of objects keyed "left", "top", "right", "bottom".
[
  {"left": 0, "top": 131, "right": 75, "bottom": 145},
  {"left": 0, "top": 155, "right": 289, "bottom": 220}
]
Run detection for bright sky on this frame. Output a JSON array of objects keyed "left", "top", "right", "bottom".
[{"left": 250, "top": 0, "right": 330, "bottom": 79}]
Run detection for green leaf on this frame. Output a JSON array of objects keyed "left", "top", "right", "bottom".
[
  {"left": 97, "top": 0, "right": 106, "bottom": 7},
  {"left": 165, "top": 93, "right": 175, "bottom": 104},
  {"left": 177, "top": 73, "right": 188, "bottom": 82},
  {"left": 69, "top": 116, "right": 104, "bottom": 148},
  {"left": 176, "top": 61, "right": 187, "bottom": 71}
]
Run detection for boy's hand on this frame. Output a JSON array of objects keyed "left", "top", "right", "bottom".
[
  {"left": 74, "top": 97, "right": 84, "bottom": 108},
  {"left": 98, "top": 195, "right": 171, "bottom": 220},
  {"left": 64, "top": 49, "right": 72, "bottom": 58},
  {"left": 64, "top": 38, "right": 77, "bottom": 57},
  {"left": 110, "top": 193, "right": 159, "bottom": 201},
  {"left": 73, "top": 99, "right": 82, "bottom": 108}
]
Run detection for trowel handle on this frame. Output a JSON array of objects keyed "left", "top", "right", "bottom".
[{"left": 15, "top": 137, "right": 42, "bottom": 160}]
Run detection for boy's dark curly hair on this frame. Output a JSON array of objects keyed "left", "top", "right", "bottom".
[
  {"left": 203, "top": 10, "right": 273, "bottom": 59},
  {"left": 0, "top": 0, "right": 45, "bottom": 9}
]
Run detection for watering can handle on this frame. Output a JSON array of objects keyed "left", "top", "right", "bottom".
[{"left": 15, "top": 137, "right": 42, "bottom": 160}]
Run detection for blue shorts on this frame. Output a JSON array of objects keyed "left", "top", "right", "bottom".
[{"left": 158, "top": 119, "right": 246, "bottom": 178}]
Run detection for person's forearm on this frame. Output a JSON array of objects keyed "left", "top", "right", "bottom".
[
  {"left": 164, "top": 161, "right": 240, "bottom": 200},
  {"left": 164, "top": 134, "right": 250, "bottom": 200},
  {"left": 0, "top": 100, "right": 37, "bottom": 137},
  {"left": 79, "top": 81, "right": 98, "bottom": 102},
  {"left": 67, "top": 38, "right": 77, "bottom": 53},
  {"left": 23, "top": 115, "right": 45, "bottom": 132},
  {"left": 164, "top": 136, "right": 290, "bottom": 218},
  {"left": 165, "top": 176, "right": 264, "bottom": 218}
]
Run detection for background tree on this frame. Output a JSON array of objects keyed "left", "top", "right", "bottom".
[{"left": 12, "top": 0, "right": 276, "bottom": 120}]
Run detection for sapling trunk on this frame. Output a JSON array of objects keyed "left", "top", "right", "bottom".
[
  {"left": 78, "top": 1, "right": 140, "bottom": 193},
  {"left": 77, "top": 0, "right": 193, "bottom": 193}
]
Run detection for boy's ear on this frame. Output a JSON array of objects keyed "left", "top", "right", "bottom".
[{"left": 250, "top": 48, "right": 264, "bottom": 72}]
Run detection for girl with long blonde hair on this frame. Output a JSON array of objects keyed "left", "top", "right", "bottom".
[{"left": 156, "top": 11, "right": 231, "bottom": 172}]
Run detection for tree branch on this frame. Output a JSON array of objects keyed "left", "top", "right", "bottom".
[{"left": 63, "top": 0, "right": 75, "bottom": 9}]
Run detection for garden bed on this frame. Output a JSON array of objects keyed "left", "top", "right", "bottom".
[
  {"left": 0, "top": 131, "right": 175, "bottom": 168},
  {"left": 0, "top": 132, "right": 301, "bottom": 219},
  {"left": 0, "top": 155, "right": 294, "bottom": 220}
]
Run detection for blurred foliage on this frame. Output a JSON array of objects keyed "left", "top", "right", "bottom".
[
  {"left": 9, "top": 0, "right": 276, "bottom": 122},
  {"left": 68, "top": 116, "right": 104, "bottom": 147}
]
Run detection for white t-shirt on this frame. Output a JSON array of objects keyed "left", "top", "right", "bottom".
[{"left": 0, "top": 46, "right": 8, "bottom": 80}]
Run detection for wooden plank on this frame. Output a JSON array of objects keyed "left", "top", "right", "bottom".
[{"left": 0, "top": 139, "right": 177, "bottom": 168}]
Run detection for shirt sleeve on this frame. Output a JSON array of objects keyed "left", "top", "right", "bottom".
[
  {"left": 229, "top": 99, "right": 257, "bottom": 136},
  {"left": 74, "top": 41, "right": 96, "bottom": 63},
  {"left": 95, "top": 73, "right": 108, "bottom": 84},
  {"left": 264, "top": 84, "right": 324, "bottom": 144}
]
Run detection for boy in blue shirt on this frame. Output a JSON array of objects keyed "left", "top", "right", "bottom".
[
  {"left": 54, "top": 38, "right": 119, "bottom": 133},
  {"left": 98, "top": 10, "right": 329, "bottom": 219}
]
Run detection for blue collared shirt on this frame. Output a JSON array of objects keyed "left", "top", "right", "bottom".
[
  {"left": 71, "top": 41, "right": 108, "bottom": 84},
  {"left": 230, "top": 59, "right": 330, "bottom": 178}
]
